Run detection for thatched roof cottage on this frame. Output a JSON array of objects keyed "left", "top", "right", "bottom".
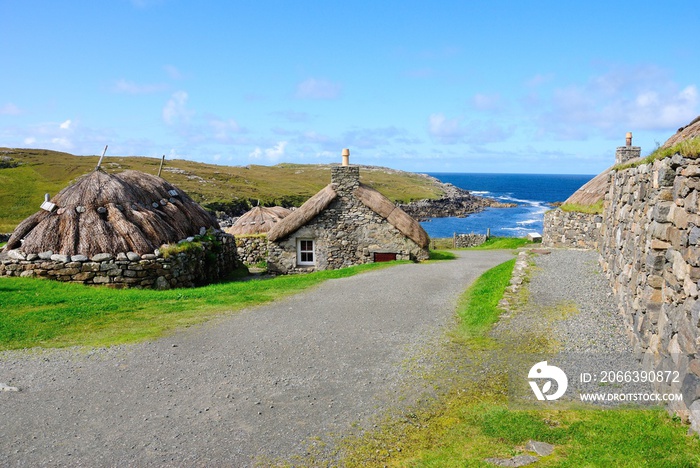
[
  {"left": 2, "top": 168, "right": 238, "bottom": 289},
  {"left": 267, "top": 149, "right": 429, "bottom": 274},
  {"left": 6, "top": 169, "right": 219, "bottom": 256},
  {"left": 226, "top": 205, "right": 292, "bottom": 236}
]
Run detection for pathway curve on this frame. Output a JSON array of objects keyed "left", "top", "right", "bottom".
[{"left": 0, "top": 250, "right": 512, "bottom": 466}]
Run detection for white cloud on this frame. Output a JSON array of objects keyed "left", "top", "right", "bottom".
[
  {"left": 24, "top": 137, "right": 36, "bottom": 145},
  {"left": 163, "top": 91, "right": 192, "bottom": 125},
  {"left": 428, "top": 113, "right": 512, "bottom": 145},
  {"left": 428, "top": 113, "right": 467, "bottom": 144},
  {"left": 164, "top": 64, "right": 183, "bottom": 80},
  {"left": 533, "top": 66, "right": 700, "bottom": 140},
  {"left": 471, "top": 93, "right": 504, "bottom": 112},
  {"left": 111, "top": 78, "right": 168, "bottom": 94},
  {"left": 249, "top": 141, "right": 288, "bottom": 162},
  {"left": 60, "top": 119, "right": 72, "bottom": 130},
  {"left": 209, "top": 118, "right": 244, "bottom": 142},
  {"left": 0, "top": 103, "right": 21, "bottom": 115},
  {"left": 295, "top": 78, "right": 342, "bottom": 100}
]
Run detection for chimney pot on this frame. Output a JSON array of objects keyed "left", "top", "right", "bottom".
[
  {"left": 341, "top": 148, "right": 350, "bottom": 166},
  {"left": 626, "top": 132, "right": 632, "bottom": 147}
]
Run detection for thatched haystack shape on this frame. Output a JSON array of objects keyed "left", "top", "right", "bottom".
[
  {"left": 226, "top": 205, "right": 292, "bottom": 236},
  {"left": 6, "top": 169, "right": 219, "bottom": 257}
]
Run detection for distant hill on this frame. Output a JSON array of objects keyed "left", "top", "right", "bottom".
[{"left": 0, "top": 148, "right": 443, "bottom": 232}]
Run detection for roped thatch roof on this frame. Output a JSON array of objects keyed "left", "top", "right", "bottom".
[
  {"left": 226, "top": 205, "right": 292, "bottom": 236},
  {"left": 268, "top": 185, "right": 337, "bottom": 242},
  {"left": 563, "top": 168, "right": 611, "bottom": 206},
  {"left": 267, "top": 183, "right": 429, "bottom": 248},
  {"left": 662, "top": 115, "right": 700, "bottom": 149},
  {"left": 354, "top": 185, "right": 429, "bottom": 247},
  {"left": 6, "top": 169, "right": 219, "bottom": 257}
]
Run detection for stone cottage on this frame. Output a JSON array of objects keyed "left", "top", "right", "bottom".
[{"left": 267, "top": 149, "right": 430, "bottom": 274}]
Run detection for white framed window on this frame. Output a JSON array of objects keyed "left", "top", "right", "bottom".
[{"left": 297, "top": 239, "right": 315, "bottom": 266}]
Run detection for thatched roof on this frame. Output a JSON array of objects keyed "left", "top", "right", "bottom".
[
  {"left": 267, "top": 185, "right": 337, "bottom": 242},
  {"left": 267, "top": 182, "right": 429, "bottom": 248},
  {"left": 354, "top": 184, "right": 430, "bottom": 247},
  {"left": 6, "top": 169, "right": 219, "bottom": 256},
  {"left": 662, "top": 115, "right": 700, "bottom": 149},
  {"left": 226, "top": 206, "right": 291, "bottom": 236},
  {"left": 563, "top": 169, "right": 611, "bottom": 206}
]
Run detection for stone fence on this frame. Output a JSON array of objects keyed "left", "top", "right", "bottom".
[
  {"left": 453, "top": 233, "right": 488, "bottom": 248},
  {"left": 542, "top": 210, "right": 603, "bottom": 249},
  {"left": 0, "top": 231, "right": 238, "bottom": 289},
  {"left": 599, "top": 155, "right": 700, "bottom": 432},
  {"left": 235, "top": 234, "right": 268, "bottom": 265}
]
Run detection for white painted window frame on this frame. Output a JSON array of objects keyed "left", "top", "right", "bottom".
[{"left": 296, "top": 239, "right": 315, "bottom": 266}]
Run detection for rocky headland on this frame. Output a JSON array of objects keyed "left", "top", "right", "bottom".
[{"left": 399, "top": 175, "right": 515, "bottom": 221}]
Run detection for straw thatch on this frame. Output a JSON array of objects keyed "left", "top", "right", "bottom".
[
  {"left": 563, "top": 168, "right": 611, "bottom": 206},
  {"left": 662, "top": 115, "right": 700, "bottom": 149},
  {"left": 354, "top": 184, "right": 430, "bottom": 248},
  {"left": 226, "top": 206, "right": 292, "bottom": 236},
  {"left": 6, "top": 169, "right": 219, "bottom": 257},
  {"left": 267, "top": 185, "right": 337, "bottom": 242}
]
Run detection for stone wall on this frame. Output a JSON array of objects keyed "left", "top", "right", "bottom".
[
  {"left": 268, "top": 166, "right": 429, "bottom": 274},
  {"left": 0, "top": 231, "right": 238, "bottom": 289},
  {"left": 600, "top": 154, "right": 700, "bottom": 431},
  {"left": 542, "top": 209, "right": 603, "bottom": 249},
  {"left": 454, "top": 233, "right": 488, "bottom": 248},
  {"left": 235, "top": 234, "right": 268, "bottom": 265}
]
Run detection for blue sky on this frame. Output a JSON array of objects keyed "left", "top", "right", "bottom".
[{"left": 1, "top": 1, "right": 698, "bottom": 174}]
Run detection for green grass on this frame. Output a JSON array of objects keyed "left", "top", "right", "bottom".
[
  {"left": 453, "top": 258, "right": 515, "bottom": 347},
  {"left": 467, "top": 237, "right": 532, "bottom": 250},
  {"left": 614, "top": 136, "right": 700, "bottom": 171},
  {"left": 337, "top": 260, "right": 700, "bottom": 467},
  {"left": 0, "top": 261, "right": 401, "bottom": 350},
  {"left": 428, "top": 250, "right": 457, "bottom": 261},
  {"left": 431, "top": 236, "right": 532, "bottom": 250},
  {"left": 560, "top": 200, "right": 604, "bottom": 215}
]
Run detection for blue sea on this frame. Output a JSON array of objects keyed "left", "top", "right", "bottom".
[{"left": 420, "top": 173, "right": 595, "bottom": 238}]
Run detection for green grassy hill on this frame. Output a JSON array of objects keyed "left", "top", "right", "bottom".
[{"left": 0, "top": 148, "right": 443, "bottom": 232}]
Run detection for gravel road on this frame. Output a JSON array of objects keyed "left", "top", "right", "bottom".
[{"left": 0, "top": 250, "right": 512, "bottom": 467}]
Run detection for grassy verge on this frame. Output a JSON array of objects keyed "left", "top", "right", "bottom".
[
  {"left": 452, "top": 258, "right": 515, "bottom": 347},
  {"left": 0, "top": 261, "right": 402, "bottom": 351},
  {"left": 337, "top": 260, "right": 700, "bottom": 467},
  {"left": 614, "top": 136, "right": 700, "bottom": 171},
  {"left": 560, "top": 200, "right": 604, "bottom": 215},
  {"left": 431, "top": 236, "right": 532, "bottom": 251},
  {"left": 428, "top": 250, "right": 457, "bottom": 261}
]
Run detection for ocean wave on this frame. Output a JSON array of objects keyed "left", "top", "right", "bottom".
[{"left": 471, "top": 190, "right": 490, "bottom": 195}]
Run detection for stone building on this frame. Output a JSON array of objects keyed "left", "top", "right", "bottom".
[{"left": 266, "top": 149, "right": 430, "bottom": 274}]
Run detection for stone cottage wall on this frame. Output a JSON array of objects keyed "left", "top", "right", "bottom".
[
  {"left": 0, "top": 231, "right": 237, "bottom": 289},
  {"left": 268, "top": 166, "right": 429, "bottom": 274},
  {"left": 235, "top": 235, "right": 268, "bottom": 265},
  {"left": 542, "top": 209, "right": 603, "bottom": 249},
  {"left": 600, "top": 155, "right": 700, "bottom": 431}
]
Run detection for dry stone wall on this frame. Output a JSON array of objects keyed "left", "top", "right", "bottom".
[
  {"left": 542, "top": 210, "right": 603, "bottom": 249},
  {"left": 600, "top": 155, "right": 700, "bottom": 431},
  {"left": 235, "top": 235, "right": 268, "bottom": 265},
  {"left": 454, "top": 233, "right": 488, "bottom": 248},
  {"left": 0, "top": 231, "right": 237, "bottom": 289}
]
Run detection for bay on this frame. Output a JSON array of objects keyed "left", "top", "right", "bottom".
[{"left": 420, "top": 173, "right": 595, "bottom": 238}]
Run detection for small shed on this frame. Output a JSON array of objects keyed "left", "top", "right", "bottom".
[{"left": 267, "top": 149, "right": 430, "bottom": 274}]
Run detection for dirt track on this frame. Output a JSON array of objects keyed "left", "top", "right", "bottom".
[{"left": 0, "top": 251, "right": 512, "bottom": 466}]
